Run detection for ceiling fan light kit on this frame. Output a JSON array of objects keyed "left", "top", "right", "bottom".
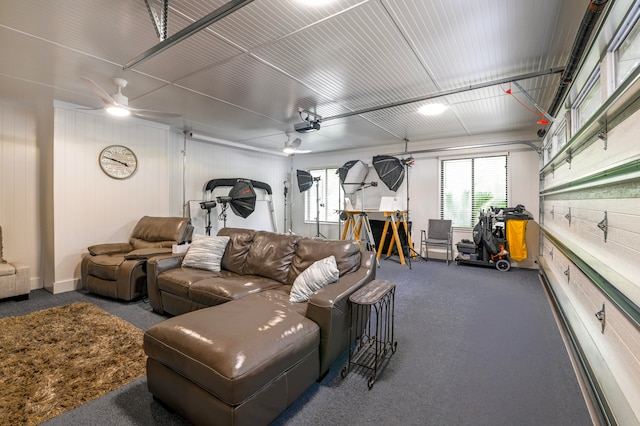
[
  {"left": 81, "top": 76, "right": 181, "bottom": 120},
  {"left": 283, "top": 134, "right": 310, "bottom": 154},
  {"left": 106, "top": 105, "right": 131, "bottom": 117}
]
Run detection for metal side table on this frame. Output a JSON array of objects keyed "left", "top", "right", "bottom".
[{"left": 341, "top": 279, "right": 397, "bottom": 389}]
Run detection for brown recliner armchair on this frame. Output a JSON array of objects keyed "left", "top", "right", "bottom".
[{"left": 81, "top": 216, "right": 192, "bottom": 301}]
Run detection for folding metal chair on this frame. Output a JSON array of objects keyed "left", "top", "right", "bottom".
[{"left": 420, "top": 219, "right": 453, "bottom": 265}]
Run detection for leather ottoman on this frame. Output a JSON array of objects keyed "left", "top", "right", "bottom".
[{"left": 144, "top": 294, "right": 320, "bottom": 425}]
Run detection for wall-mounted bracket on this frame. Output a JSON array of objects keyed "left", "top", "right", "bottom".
[
  {"left": 550, "top": 206, "right": 555, "bottom": 219},
  {"left": 564, "top": 265, "right": 570, "bottom": 282},
  {"left": 565, "top": 149, "right": 572, "bottom": 169},
  {"left": 549, "top": 247, "right": 553, "bottom": 260},
  {"left": 565, "top": 207, "right": 571, "bottom": 226},
  {"left": 595, "top": 303, "right": 606, "bottom": 333},
  {"left": 597, "top": 211, "right": 608, "bottom": 242},
  {"left": 597, "top": 129, "right": 607, "bottom": 150},
  {"left": 551, "top": 164, "right": 555, "bottom": 177}
]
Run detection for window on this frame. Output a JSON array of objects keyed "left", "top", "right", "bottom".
[
  {"left": 304, "top": 167, "right": 343, "bottom": 224},
  {"left": 573, "top": 67, "right": 601, "bottom": 131},
  {"left": 440, "top": 155, "right": 508, "bottom": 227},
  {"left": 555, "top": 121, "right": 567, "bottom": 152},
  {"left": 612, "top": 2, "right": 640, "bottom": 88}
]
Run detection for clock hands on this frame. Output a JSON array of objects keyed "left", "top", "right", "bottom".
[{"left": 104, "top": 156, "right": 130, "bottom": 167}]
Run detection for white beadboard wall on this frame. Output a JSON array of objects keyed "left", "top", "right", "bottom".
[
  {"left": 0, "top": 100, "right": 40, "bottom": 289},
  {"left": 167, "top": 131, "right": 290, "bottom": 231},
  {"left": 52, "top": 103, "right": 172, "bottom": 293}
]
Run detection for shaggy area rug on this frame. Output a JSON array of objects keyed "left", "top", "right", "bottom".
[{"left": 0, "top": 302, "right": 146, "bottom": 425}]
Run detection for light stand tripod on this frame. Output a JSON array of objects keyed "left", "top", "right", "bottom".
[
  {"left": 343, "top": 182, "right": 379, "bottom": 267},
  {"left": 313, "top": 177, "right": 326, "bottom": 238},
  {"left": 283, "top": 180, "right": 290, "bottom": 234},
  {"left": 400, "top": 157, "right": 424, "bottom": 267},
  {"left": 217, "top": 200, "right": 230, "bottom": 228},
  {"left": 199, "top": 201, "right": 217, "bottom": 235}
]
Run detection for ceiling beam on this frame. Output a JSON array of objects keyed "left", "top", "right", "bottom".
[
  {"left": 323, "top": 67, "right": 565, "bottom": 122},
  {"left": 124, "top": 0, "right": 255, "bottom": 71}
]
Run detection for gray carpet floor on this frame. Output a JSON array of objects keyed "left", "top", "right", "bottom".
[{"left": 0, "top": 259, "right": 592, "bottom": 425}]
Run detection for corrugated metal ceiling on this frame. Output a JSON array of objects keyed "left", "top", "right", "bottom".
[{"left": 0, "top": 0, "right": 595, "bottom": 154}]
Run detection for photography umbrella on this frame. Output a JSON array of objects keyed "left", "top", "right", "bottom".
[
  {"left": 216, "top": 179, "right": 256, "bottom": 222},
  {"left": 372, "top": 155, "right": 405, "bottom": 192},
  {"left": 296, "top": 170, "right": 314, "bottom": 193},
  {"left": 337, "top": 160, "right": 369, "bottom": 194}
]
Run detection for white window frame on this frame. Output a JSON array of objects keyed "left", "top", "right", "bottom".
[
  {"left": 609, "top": 1, "right": 640, "bottom": 91},
  {"left": 572, "top": 66, "right": 602, "bottom": 133},
  {"left": 554, "top": 120, "right": 568, "bottom": 153},
  {"left": 303, "top": 167, "right": 343, "bottom": 224},
  {"left": 439, "top": 154, "right": 509, "bottom": 228}
]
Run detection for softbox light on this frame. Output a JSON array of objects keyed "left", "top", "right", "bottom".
[
  {"left": 296, "top": 169, "right": 314, "bottom": 193},
  {"left": 372, "top": 155, "right": 405, "bottom": 192},
  {"left": 217, "top": 179, "right": 256, "bottom": 218},
  {"left": 337, "top": 160, "right": 369, "bottom": 194}
]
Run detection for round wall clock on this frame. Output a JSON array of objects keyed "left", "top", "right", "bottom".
[{"left": 99, "top": 145, "right": 138, "bottom": 179}]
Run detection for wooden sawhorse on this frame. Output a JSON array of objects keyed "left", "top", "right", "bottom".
[{"left": 376, "top": 211, "right": 413, "bottom": 266}]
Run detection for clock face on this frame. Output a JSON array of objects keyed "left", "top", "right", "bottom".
[{"left": 99, "top": 145, "right": 138, "bottom": 179}]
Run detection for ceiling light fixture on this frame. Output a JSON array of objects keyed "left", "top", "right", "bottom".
[
  {"left": 283, "top": 137, "right": 301, "bottom": 154},
  {"left": 418, "top": 103, "right": 447, "bottom": 116}
]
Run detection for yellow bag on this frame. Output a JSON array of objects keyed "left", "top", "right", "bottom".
[{"left": 506, "top": 219, "right": 528, "bottom": 262}]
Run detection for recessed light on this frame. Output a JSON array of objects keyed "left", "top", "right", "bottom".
[{"left": 418, "top": 103, "right": 447, "bottom": 116}]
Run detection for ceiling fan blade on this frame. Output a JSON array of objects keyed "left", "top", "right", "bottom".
[
  {"left": 80, "top": 76, "right": 117, "bottom": 106},
  {"left": 128, "top": 108, "right": 182, "bottom": 119}
]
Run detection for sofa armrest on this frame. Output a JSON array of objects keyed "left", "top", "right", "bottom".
[
  {"left": 147, "top": 253, "right": 186, "bottom": 314},
  {"left": 124, "top": 247, "right": 172, "bottom": 260},
  {"left": 306, "top": 251, "right": 376, "bottom": 375},
  {"left": 87, "top": 242, "right": 133, "bottom": 256}
]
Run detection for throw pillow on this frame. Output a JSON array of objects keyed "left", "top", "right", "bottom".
[
  {"left": 182, "top": 235, "right": 230, "bottom": 272},
  {"left": 289, "top": 255, "right": 339, "bottom": 303}
]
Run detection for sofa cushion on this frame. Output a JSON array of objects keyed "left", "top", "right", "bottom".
[
  {"left": 289, "top": 256, "right": 339, "bottom": 303},
  {"left": 189, "top": 275, "right": 281, "bottom": 306},
  {"left": 254, "top": 287, "right": 308, "bottom": 316},
  {"left": 182, "top": 235, "right": 230, "bottom": 272},
  {"left": 287, "top": 238, "right": 361, "bottom": 284},
  {"left": 157, "top": 268, "right": 223, "bottom": 297},
  {"left": 217, "top": 228, "right": 255, "bottom": 275},
  {"left": 244, "top": 231, "right": 300, "bottom": 284}
]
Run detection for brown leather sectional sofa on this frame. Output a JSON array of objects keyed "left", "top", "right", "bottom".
[{"left": 143, "top": 227, "right": 376, "bottom": 425}]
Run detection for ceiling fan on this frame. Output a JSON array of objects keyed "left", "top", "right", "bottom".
[
  {"left": 283, "top": 133, "right": 311, "bottom": 155},
  {"left": 80, "top": 76, "right": 182, "bottom": 120}
]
